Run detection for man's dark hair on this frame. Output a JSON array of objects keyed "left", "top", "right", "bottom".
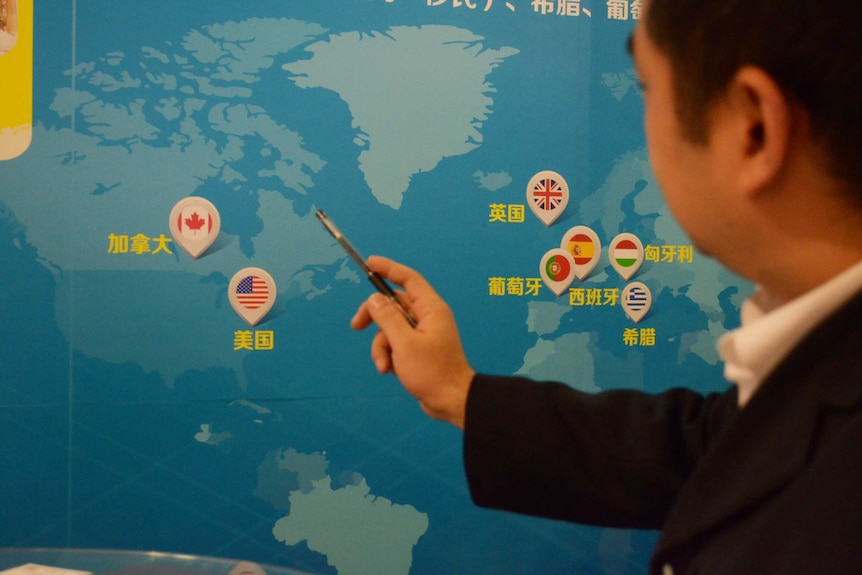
[{"left": 645, "top": 0, "right": 862, "bottom": 188}]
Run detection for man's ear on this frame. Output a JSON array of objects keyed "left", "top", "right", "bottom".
[{"left": 723, "top": 66, "right": 794, "bottom": 197}]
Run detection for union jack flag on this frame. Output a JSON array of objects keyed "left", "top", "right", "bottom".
[{"left": 531, "top": 177, "right": 565, "bottom": 211}]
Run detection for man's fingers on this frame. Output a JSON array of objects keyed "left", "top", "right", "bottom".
[
  {"left": 365, "top": 256, "right": 416, "bottom": 286},
  {"left": 367, "top": 256, "right": 437, "bottom": 297},
  {"left": 367, "top": 256, "right": 448, "bottom": 322},
  {"left": 351, "top": 300, "right": 374, "bottom": 331},
  {"left": 360, "top": 292, "right": 415, "bottom": 373},
  {"left": 370, "top": 328, "right": 393, "bottom": 374},
  {"left": 367, "top": 292, "right": 415, "bottom": 338}
]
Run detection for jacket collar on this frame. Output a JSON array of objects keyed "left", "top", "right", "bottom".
[{"left": 654, "top": 289, "right": 862, "bottom": 556}]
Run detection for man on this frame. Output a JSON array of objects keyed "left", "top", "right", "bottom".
[{"left": 351, "top": 0, "right": 862, "bottom": 572}]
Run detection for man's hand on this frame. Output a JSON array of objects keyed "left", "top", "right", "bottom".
[{"left": 351, "top": 256, "right": 474, "bottom": 429}]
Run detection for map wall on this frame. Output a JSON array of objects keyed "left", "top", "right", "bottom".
[{"left": 0, "top": 1, "right": 751, "bottom": 574}]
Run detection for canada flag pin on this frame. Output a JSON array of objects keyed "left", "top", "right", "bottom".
[{"left": 169, "top": 196, "right": 221, "bottom": 259}]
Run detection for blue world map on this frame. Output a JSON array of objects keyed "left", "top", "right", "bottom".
[{"left": 0, "top": 2, "right": 750, "bottom": 574}]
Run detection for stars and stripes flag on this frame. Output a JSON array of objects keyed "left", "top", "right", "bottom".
[
  {"left": 531, "top": 177, "right": 566, "bottom": 211},
  {"left": 236, "top": 275, "right": 269, "bottom": 310}
]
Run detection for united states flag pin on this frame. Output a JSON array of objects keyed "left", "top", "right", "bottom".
[{"left": 228, "top": 267, "right": 277, "bottom": 327}]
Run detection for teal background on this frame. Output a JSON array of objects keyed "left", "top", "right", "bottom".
[{"left": 0, "top": 1, "right": 750, "bottom": 574}]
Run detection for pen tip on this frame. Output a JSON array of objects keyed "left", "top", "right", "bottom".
[{"left": 316, "top": 210, "right": 325, "bottom": 220}]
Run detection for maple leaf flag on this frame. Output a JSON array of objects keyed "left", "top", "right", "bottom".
[
  {"left": 169, "top": 197, "right": 222, "bottom": 259},
  {"left": 178, "top": 209, "right": 213, "bottom": 237},
  {"left": 183, "top": 211, "right": 210, "bottom": 235}
]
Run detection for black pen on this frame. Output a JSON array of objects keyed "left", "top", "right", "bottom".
[{"left": 316, "top": 210, "right": 418, "bottom": 328}]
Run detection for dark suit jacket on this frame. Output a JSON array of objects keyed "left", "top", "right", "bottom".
[{"left": 464, "top": 290, "right": 862, "bottom": 574}]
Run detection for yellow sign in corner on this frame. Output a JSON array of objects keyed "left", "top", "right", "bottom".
[{"left": 0, "top": 0, "right": 33, "bottom": 161}]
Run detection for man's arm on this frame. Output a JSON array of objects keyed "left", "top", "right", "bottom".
[
  {"left": 351, "top": 255, "right": 474, "bottom": 428},
  {"left": 351, "top": 256, "right": 739, "bottom": 529},
  {"left": 465, "top": 374, "right": 739, "bottom": 528}
]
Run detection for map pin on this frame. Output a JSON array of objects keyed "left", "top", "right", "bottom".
[
  {"left": 527, "top": 170, "right": 569, "bottom": 227},
  {"left": 169, "top": 196, "right": 221, "bottom": 259},
  {"left": 539, "top": 248, "right": 576, "bottom": 296},
  {"left": 560, "top": 225, "right": 601, "bottom": 280},
  {"left": 229, "top": 267, "right": 277, "bottom": 327},
  {"left": 609, "top": 232, "right": 644, "bottom": 281},
  {"left": 622, "top": 281, "right": 652, "bottom": 323}
]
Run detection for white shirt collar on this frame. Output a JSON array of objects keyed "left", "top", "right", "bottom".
[{"left": 718, "top": 260, "right": 862, "bottom": 406}]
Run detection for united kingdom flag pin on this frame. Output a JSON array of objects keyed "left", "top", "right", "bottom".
[
  {"left": 169, "top": 196, "right": 221, "bottom": 259},
  {"left": 527, "top": 170, "right": 569, "bottom": 226}
]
